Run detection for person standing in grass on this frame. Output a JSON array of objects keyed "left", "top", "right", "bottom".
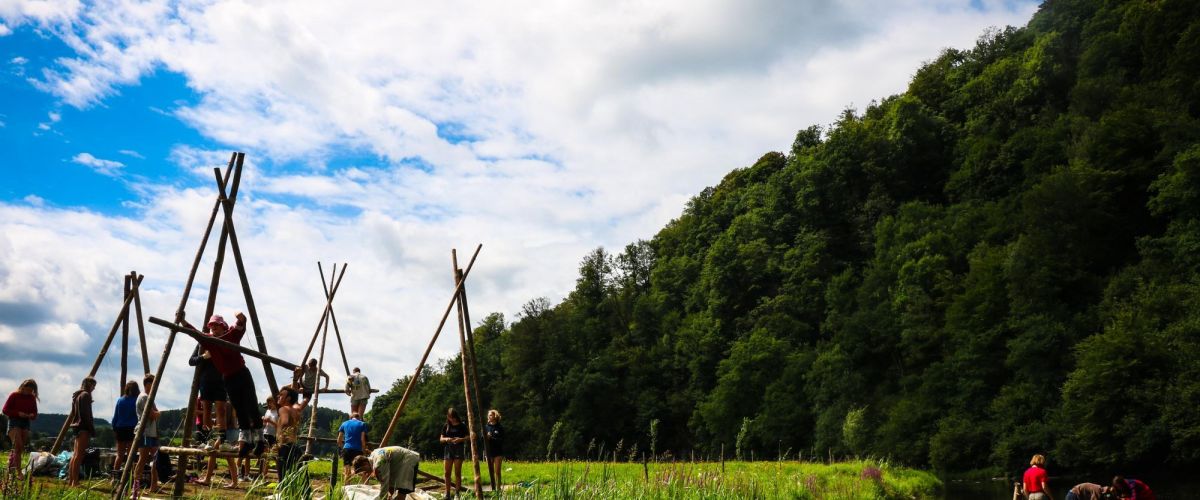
[
  {"left": 440, "top": 407, "right": 468, "bottom": 497},
  {"left": 274, "top": 385, "right": 312, "bottom": 483},
  {"left": 67, "top": 376, "right": 96, "bottom": 487},
  {"left": 259, "top": 395, "right": 279, "bottom": 478},
  {"left": 1022, "top": 454, "right": 1054, "bottom": 500},
  {"left": 485, "top": 409, "right": 504, "bottom": 490},
  {"left": 132, "top": 374, "right": 162, "bottom": 493},
  {"left": 3, "top": 379, "right": 38, "bottom": 480},
  {"left": 111, "top": 381, "right": 139, "bottom": 476},
  {"left": 337, "top": 412, "right": 369, "bottom": 482}
]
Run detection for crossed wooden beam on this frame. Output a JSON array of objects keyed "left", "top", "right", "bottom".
[{"left": 111, "top": 152, "right": 286, "bottom": 498}]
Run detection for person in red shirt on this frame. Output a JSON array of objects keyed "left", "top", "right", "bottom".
[
  {"left": 1112, "top": 476, "right": 1155, "bottom": 500},
  {"left": 180, "top": 311, "right": 266, "bottom": 458},
  {"left": 1022, "top": 454, "right": 1054, "bottom": 500},
  {"left": 3, "top": 379, "right": 39, "bottom": 479}
]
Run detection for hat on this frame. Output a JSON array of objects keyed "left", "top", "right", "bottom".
[{"left": 207, "top": 314, "right": 228, "bottom": 330}]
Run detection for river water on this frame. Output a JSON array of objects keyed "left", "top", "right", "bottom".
[{"left": 943, "top": 476, "right": 1197, "bottom": 499}]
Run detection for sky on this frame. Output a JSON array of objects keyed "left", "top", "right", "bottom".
[{"left": 0, "top": 0, "right": 1040, "bottom": 417}]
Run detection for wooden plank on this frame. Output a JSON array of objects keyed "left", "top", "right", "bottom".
[
  {"left": 113, "top": 330, "right": 178, "bottom": 499},
  {"left": 148, "top": 317, "right": 300, "bottom": 370},
  {"left": 453, "top": 252, "right": 484, "bottom": 498}
]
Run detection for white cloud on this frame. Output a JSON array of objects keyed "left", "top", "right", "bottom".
[
  {"left": 23, "top": 194, "right": 44, "bottom": 206},
  {"left": 118, "top": 149, "right": 144, "bottom": 159},
  {"left": 10, "top": 56, "right": 26, "bottom": 64},
  {"left": 48, "top": 111, "right": 60, "bottom": 122},
  {"left": 3, "top": 0, "right": 1041, "bottom": 412},
  {"left": 72, "top": 152, "right": 125, "bottom": 176}
]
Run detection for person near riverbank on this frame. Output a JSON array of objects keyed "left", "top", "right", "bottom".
[
  {"left": 1112, "top": 476, "right": 1155, "bottom": 500},
  {"left": 111, "top": 381, "right": 139, "bottom": 475},
  {"left": 485, "top": 409, "right": 504, "bottom": 489},
  {"left": 440, "top": 407, "right": 468, "bottom": 497},
  {"left": 67, "top": 376, "right": 96, "bottom": 487},
  {"left": 352, "top": 446, "right": 420, "bottom": 499},
  {"left": 346, "top": 367, "right": 371, "bottom": 416},
  {"left": 3, "top": 379, "right": 38, "bottom": 480},
  {"left": 337, "top": 412, "right": 369, "bottom": 481},
  {"left": 1066, "top": 482, "right": 1112, "bottom": 500},
  {"left": 1022, "top": 454, "right": 1054, "bottom": 500}
]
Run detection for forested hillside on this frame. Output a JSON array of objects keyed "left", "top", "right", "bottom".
[{"left": 367, "top": 0, "right": 1200, "bottom": 473}]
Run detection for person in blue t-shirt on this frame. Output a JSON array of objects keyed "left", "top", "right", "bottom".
[
  {"left": 337, "top": 413, "right": 370, "bottom": 481},
  {"left": 111, "top": 381, "right": 140, "bottom": 474}
]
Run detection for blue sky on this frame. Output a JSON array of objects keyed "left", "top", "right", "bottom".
[{"left": 0, "top": 0, "right": 1039, "bottom": 413}]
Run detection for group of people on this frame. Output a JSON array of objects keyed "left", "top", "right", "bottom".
[
  {"left": 339, "top": 406, "right": 506, "bottom": 498},
  {"left": 1020, "top": 454, "right": 1155, "bottom": 500}
]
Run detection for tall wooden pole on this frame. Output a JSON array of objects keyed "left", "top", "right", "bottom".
[
  {"left": 134, "top": 273, "right": 150, "bottom": 375},
  {"left": 379, "top": 244, "right": 481, "bottom": 447},
  {"left": 50, "top": 274, "right": 145, "bottom": 454},
  {"left": 453, "top": 252, "right": 484, "bottom": 498},
  {"left": 300, "top": 264, "right": 348, "bottom": 367},
  {"left": 174, "top": 154, "right": 236, "bottom": 497},
  {"left": 121, "top": 273, "right": 131, "bottom": 389},
  {"left": 113, "top": 330, "right": 178, "bottom": 499},
  {"left": 304, "top": 303, "right": 332, "bottom": 455},
  {"left": 319, "top": 262, "right": 352, "bottom": 376},
  {"left": 214, "top": 153, "right": 280, "bottom": 395},
  {"left": 457, "top": 262, "right": 494, "bottom": 491}
]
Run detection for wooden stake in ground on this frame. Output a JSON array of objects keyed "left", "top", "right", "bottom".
[
  {"left": 454, "top": 250, "right": 495, "bottom": 491},
  {"left": 453, "top": 251, "right": 484, "bottom": 499},
  {"left": 379, "top": 244, "right": 482, "bottom": 446},
  {"left": 50, "top": 273, "right": 145, "bottom": 454}
]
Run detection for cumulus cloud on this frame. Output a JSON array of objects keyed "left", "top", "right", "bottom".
[
  {"left": 1, "top": 0, "right": 1040, "bottom": 411},
  {"left": 72, "top": 152, "right": 125, "bottom": 176},
  {"left": 10, "top": 56, "right": 26, "bottom": 64}
]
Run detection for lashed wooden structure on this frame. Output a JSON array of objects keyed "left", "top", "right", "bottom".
[{"left": 49, "top": 271, "right": 150, "bottom": 455}]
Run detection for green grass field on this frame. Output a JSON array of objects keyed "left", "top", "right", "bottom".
[{"left": 3, "top": 456, "right": 941, "bottom": 499}]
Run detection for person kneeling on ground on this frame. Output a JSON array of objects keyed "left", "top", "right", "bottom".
[
  {"left": 1066, "top": 482, "right": 1113, "bottom": 500},
  {"left": 353, "top": 446, "right": 420, "bottom": 500},
  {"left": 1112, "top": 476, "right": 1155, "bottom": 500}
]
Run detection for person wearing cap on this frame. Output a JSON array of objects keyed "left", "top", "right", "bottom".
[
  {"left": 345, "top": 367, "right": 372, "bottom": 416},
  {"left": 178, "top": 310, "right": 267, "bottom": 458}
]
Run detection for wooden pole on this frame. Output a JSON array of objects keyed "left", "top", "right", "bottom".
[
  {"left": 453, "top": 251, "right": 484, "bottom": 499},
  {"left": 300, "top": 264, "right": 348, "bottom": 367},
  {"left": 214, "top": 153, "right": 280, "bottom": 395},
  {"left": 113, "top": 330, "right": 178, "bottom": 499},
  {"left": 50, "top": 273, "right": 145, "bottom": 454},
  {"left": 148, "top": 318, "right": 300, "bottom": 370},
  {"left": 457, "top": 262, "right": 494, "bottom": 491},
  {"left": 133, "top": 273, "right": 150, "bottom": 375},
  {"left": 379, "top": 244, "right": 482, "bottom": 446},
  {"left": 319, "top": 262, "right": 352, "bottom": 376},
  {"left": 303, "top": 306, "right": 331, "bottom": 455},
  {"left": 173, "top": 154, "right": 236, "bottom": 498},
  {"left": 121, "top": 272, "right": 131, "bottom": 389}
]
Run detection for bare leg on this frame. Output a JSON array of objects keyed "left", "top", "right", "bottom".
[
  {"left": 68, "top": 431, "right": 90, "bottom": 487},
  {"left": 223, "top": 457, "right": 237, "bottom": 488},
  {"left": 493, "top": 456, "right": 503, "bottom": 490},
  {"left": 444, "top": 458, "right": 452, "bottom": 497},
  {"left": 454, "top": 459, "right": 463, "bottom": 492},
  {"left": 7, "top": 428, "right": 25, "bottom": 479}
]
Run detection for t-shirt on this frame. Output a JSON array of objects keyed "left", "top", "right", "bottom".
[
  {"left": 2, "top": 392, "right": 37, "bottom": 420},
  {"left": 136, "top": 394, "right": 158, "bottom": 438},
  {"left": 301, "top": 366, "right": 318, "bottom": 390},
  {"left": 338, "top": 418, "right": 368, "bottom": 450},
  {"left": 112, "top": 395, "right": 138, "bottom": 428},
  {"left": 348, "top": 373, "right": 371, "bottom": 400},
  {"left": 204, "top": 319, "right": 247, "bottom": 377},
  {"left": 1070, "top": 483, "right": 1105, "bottom": 500},
  {"left": 1023, "top": 466, "right": 1048, "bottom": 494},
  {"left": 1125, "top": 479, "right": 1155, "bottom": 500},
  {"left": 263, "top": 409, "right": 278, "bottom": 436},
  {"left": 443, "top": 421, "right": 468, "bottom": 440}
]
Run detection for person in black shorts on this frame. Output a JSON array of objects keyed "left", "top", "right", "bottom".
[
  {"left": 110, "top": 381, "right": 140, "bottom": 475},
  {"left": 485, "top": 409, "right": 505, "bottom": 489},
  {"left": 189, "top": 345, "right": 228, "bottom": 445},
  {"left": 439, "top": 407, "right": 468, "bottom": 497}
]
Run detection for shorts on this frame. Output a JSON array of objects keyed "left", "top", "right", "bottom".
[
  {"left": 199, "top": 379, "right": 227, "bottom": 402},
  {"left": 141, "top": 436, "right": 160, "bottom": 448},
  {"left": 7, "top": 417, "right": 30, "bottom": 432},
  {"left": 444, "top": 443, "right": 465, "bottom": 461},
  {"left": 114, "top": 426, "right": 135, "bottom": 442},
  {"left": 352, "top": 398, "right": 369, "bottom": 407},
  {"left": 265, "top": 434, "right": 277, "bottom": 447},
  {"left": 301, "top": 389, "right": 314, "bottom": 400},
  {"left": 1066, "top": 492, "right": 1079, "bottom": 500},
  {"left": 342, "top": 448, "right": 363, "bottom": 463},
  {"left": 1029, "top": 493, "right": 1048, "bottom": 500}
]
